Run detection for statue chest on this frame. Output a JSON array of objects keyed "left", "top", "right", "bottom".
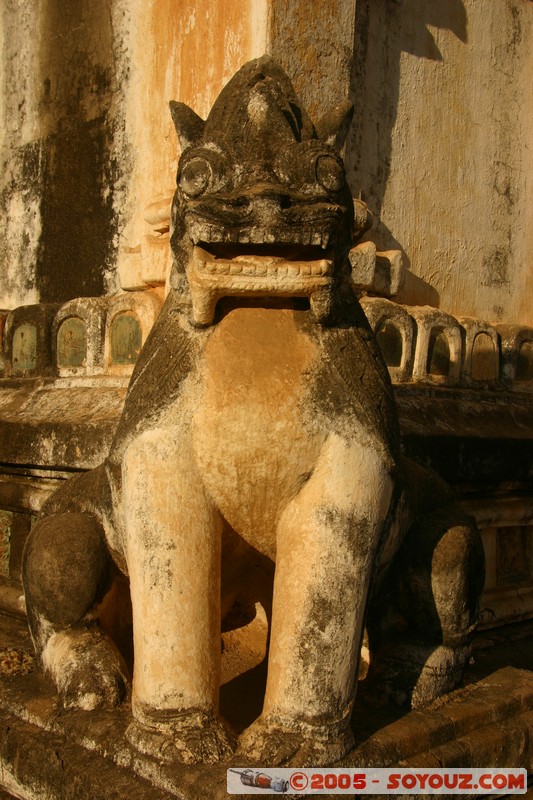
[{"left": 191, "top": 306, "right": 325, "bottom": 554}]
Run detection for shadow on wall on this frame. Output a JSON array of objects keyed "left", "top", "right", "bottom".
[
  {"left": 35, "top": 0, "right": 123, "bottom": 303},
  {"left": 345, "top": 0, "right": 467, "bottom": 282}
]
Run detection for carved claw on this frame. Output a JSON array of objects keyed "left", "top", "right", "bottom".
[
  {"left": 126, "top": 712, "right": 236, "bottom": 765},
  {"left": 363, "top": 642, "right": 471, "bottom": 709},
  {"left": 237, "top": 714, "right": 354, "bottom": 767},
  {"left": 42, "top": 628, "right": 129, "bottom": 711}
]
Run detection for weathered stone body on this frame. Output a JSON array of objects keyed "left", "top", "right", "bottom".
[{"left": 22, "top": 57, "right": 484, "bottom": 766}]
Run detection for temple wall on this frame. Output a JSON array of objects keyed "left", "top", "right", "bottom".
[
  {"left": 268, "top": 0, "right": 357, "bottom": 121},
  {"left": 0, "top": 0, "right": 128, "bottom": 307},
  {"left": 116, "top": 0, "right": 269, "bottom": 291},
  {"left": 0, "top": 0, "right": 270, "bottom": 306},
  {"left": 3, "top": 1, "right": 531, "bottom": 322}
]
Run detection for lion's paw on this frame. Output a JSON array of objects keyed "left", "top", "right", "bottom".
[
  {"left": 237, "top": 715, "right": 354, "bottom": 767},
  {"left": 127, "top": 712, "right": 236, "bottom": 765},
  {"left": 363, "top": 641, "right": 471, "bottom": 709},
  {"left": 42, "top": 627, "right": 129, "bottom": 711}
]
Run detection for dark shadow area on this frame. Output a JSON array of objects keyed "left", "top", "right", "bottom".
[
  {"left": 352, "top": 619, "right": 533, "bottom": 745},
  {"left": 35, "top": 1, "right": 123, "bottom": 303},
  {"left": 37, "top": 121, "right": 117, "bottom": 302},
  {"left": 345, "top": 0, "right": 467, "bottom": 267},
  {"left": 467, "top": 619, "right": 533, "bottom": 683},
  {"left": 220, "top": 657, "right": 269, "bottom": 733}
]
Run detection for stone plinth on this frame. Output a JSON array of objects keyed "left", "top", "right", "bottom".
[{"left": 0, "top": 613, "right": 531, "bottom": 800}]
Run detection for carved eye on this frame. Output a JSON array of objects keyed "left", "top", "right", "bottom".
[
  {"left": 315, "top": 154, "right": 345, "bottom": 192},
  {"left": 179, "top": 157, "right": 213, "bottom": 197}
]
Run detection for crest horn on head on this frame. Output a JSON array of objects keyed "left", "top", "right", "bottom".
[
  {"left": 169, "top": 101, "right": 205, "bottom": 150},
  {"left": 169, "top": 56, "right": 353, "bottom": 151},
  {"left": 316, "top": 100, "right": 354, "bottom": 150}
]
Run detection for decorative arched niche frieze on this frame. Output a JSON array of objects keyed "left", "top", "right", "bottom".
[
  {"left": 2, "top": 304, "right": 59, "bottom": 378},
  {"left": 52, "top": 298, "right": 109, "bottom": 377},
  {"left": 497, "top": 324, "right": 533, "bottom": 391},
  {"left": 409, "top": 307, "right": 463, "bottom": 385},
  {"left": 0, "top": 311, "right": 9, "bottom": 376},
  {"left": 359, "top": 297, "right": 415, "bottom": 382},
  {"left": 104, "top": 291, "right": 163, "bottom": 376},
  {"left": 456, "top": 317, "right": 500, "bottom": 386}
]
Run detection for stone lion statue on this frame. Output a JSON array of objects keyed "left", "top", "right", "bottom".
[{"left": 22, "top": 56, "right": 484, "bottom": 767}]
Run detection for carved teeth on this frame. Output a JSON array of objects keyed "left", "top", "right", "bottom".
[
  {"left": 189, "top": 245, "right": 335, "bottom": 327},
  {"left": 193, "top": 246, "right": 332, "bottom": 283}
]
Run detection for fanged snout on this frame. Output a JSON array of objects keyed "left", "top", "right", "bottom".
[
  {"left": 180, "top": 191, "right": 348, "bottom": 327},
  {"left": 186, "top": 236, "right": 336, "bottom": 327}
]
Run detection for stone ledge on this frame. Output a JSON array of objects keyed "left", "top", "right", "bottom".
[
  {"left": 0, "top": 609, "right": 531, "bottom": 800},
  {"left": 0, "top": 712, "right": 177, "bottom": 800},
  {"left": 0, "top": 380, "right": 128, "bottom": 469},
  {"left": 350, "top": 667, "right": 533, "bottom": 769}
]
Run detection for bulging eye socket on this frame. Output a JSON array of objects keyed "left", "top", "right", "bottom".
[
  {"left": 315, "top": 154, "right": 345, "bottom": 193},
  {"left": 178, "top": 156, "right": 213, "bottom": 197},
  {"left": 276, "top": 146, "right": 346, "bottom": 194}
]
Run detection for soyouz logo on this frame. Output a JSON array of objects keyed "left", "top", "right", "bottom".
[{"left": 226, "top": 767, "right": 528, "bottom": 794}]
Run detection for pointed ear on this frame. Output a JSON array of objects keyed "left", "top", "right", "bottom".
[
  {"left": 169, "top": 101, "right": 205, "bottom": 150},
  {"left": 315, "top": 100, "right": 354, "bottom": 150}
]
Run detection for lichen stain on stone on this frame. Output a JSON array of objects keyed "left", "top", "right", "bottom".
[
  {"left": 110, "top": 313, "right": 142, "bottom": 365},
  {"left": 315, "top": 505, "right": 374, "bottom": 559},
  {"left": 0, "top": 648, "right": 34, "bottom": 677},
  {"left": 12, "top": 324, "right": 37, "bottom": 372},
  {"left": 57, "top": 318, "right": 88, "bottom": 368},
  {"left": 0, "top": 511, "right": 12, "bottom": 577},
  {"left": 36, "top": 119, "right": 118, "bottom": 302},
  {"left": 482, "top": 247, "right": 509, "bottom": 287}
]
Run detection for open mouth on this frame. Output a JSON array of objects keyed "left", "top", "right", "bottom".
[
  {"left": 195, "top": 242, "right": 333, "bottom": 277},
  {"left": 187, "top": 241, "right": 335, "bottom": 326}
]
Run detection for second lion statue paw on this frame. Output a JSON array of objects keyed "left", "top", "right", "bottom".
[{"left": 237, "top": 714, "right": 355, "bottom": 767}]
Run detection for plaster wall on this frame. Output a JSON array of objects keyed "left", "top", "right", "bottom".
[
  {"left": 268, "top": 0, "right": 357, "bottom": 124},
  {"left": 1, "top": 0, "right": 531, "bottom": 327},
  {"left": 0, "top": 1, "right": 44, "bottom": 309},
  {"left": 348, "top": 0, "right": 533, "bottom": 326},
  {"left": 0, "top": 0, "right": 131, "bottom": 308},
  {"left": 0, "top": 0, "right": 270, "bottom": 307},
  {"left": 116, "top": 0, "right": 269, "bottom": 285}
]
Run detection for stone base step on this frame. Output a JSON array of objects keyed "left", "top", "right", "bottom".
[{"left": 0, "top": 613, "right": 531, "bottom": 799}]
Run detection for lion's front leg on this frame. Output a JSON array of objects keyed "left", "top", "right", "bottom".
[
  {"left": 122, "top": 428, "right": 235, "bottom": 764},
  {"left": 238, "top": 434, "right": 394, "bottom": 766}
]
